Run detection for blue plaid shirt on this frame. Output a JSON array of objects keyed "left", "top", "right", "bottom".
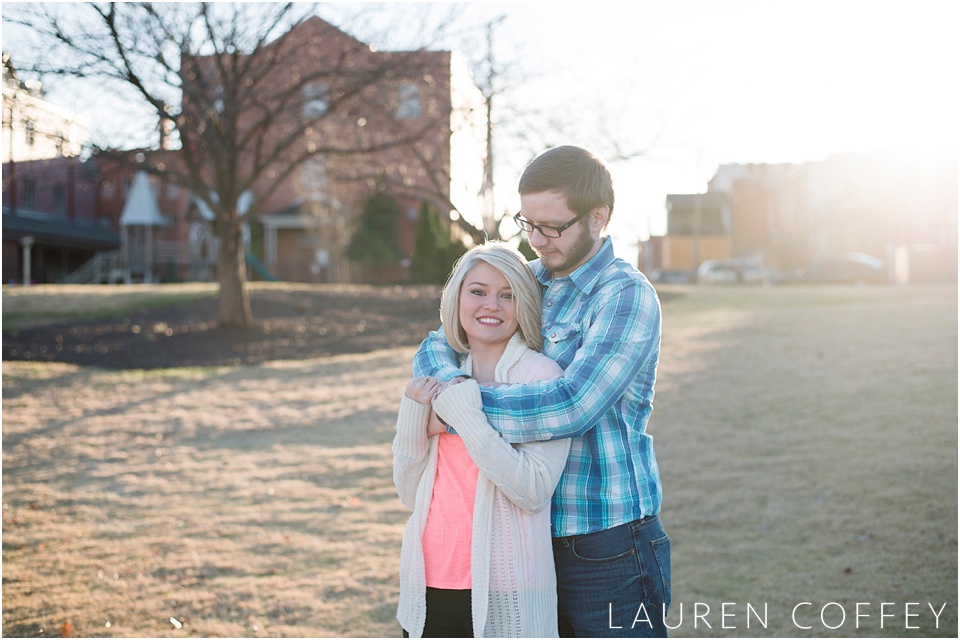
[{"left": 413, "top": 237, "right": 662, "bottom": 536}]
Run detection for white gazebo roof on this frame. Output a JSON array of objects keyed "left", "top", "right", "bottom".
[
  {"left": 120, "top": 171, "right": 167, "bottom": 227},
  {"left": 194, "top": 196, "right": 216, "bottom": 222},
  {"left": 193, "top": 188, "right": 253, "bottom": 222}
]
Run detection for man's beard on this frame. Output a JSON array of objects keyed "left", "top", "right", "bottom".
[{"left": 540, "top": 222, "right": 596, "bottom": 275}]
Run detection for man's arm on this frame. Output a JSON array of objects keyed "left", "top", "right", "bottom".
[
  {"left": 436, "top": 282, "right": 660, "bottom": 444},
  {"left": 412, "top": 329, "right": 464, "bottom": 381},
  {"left": 433, "top": 379, "right": 570, "bottom": 514}
]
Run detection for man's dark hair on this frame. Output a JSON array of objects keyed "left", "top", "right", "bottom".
[{"left": 518, "top": 145, "right": 615, "bottom": 217}]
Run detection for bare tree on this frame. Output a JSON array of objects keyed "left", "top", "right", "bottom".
[
  {"left": 404, "top": 12, "right": 666, "bottom": 244},
  {"left": 4, "top": 2, "right": 466, "bottom": 326},
  {"left": 326, "top": 13, "right": 518, "bottom": 245}
]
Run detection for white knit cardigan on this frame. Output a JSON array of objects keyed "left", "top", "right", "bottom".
[{"left": 394, "top": 334, "right": 571, "bottom": 638}]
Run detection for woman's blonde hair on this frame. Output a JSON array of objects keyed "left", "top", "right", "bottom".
[{"left": 440, "top": 242, "right": 543, "bottom": 354}]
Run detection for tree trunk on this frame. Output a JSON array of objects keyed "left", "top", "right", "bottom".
[{"left": 217, "top": 218, "right": 253, "bottom": 327}]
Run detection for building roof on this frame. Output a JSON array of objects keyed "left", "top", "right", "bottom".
[
  {"left": 2, "top": 207, "right": 120, "bottom": 250},
  {"left": 119, "top": 171, "right": 166, "bottom": 227}
]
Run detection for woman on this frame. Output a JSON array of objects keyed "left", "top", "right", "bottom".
[{"left": 393, "top": 242, "right": 570, "bottom": 638}]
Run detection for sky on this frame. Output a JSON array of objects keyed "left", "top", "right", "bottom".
[
  {"left": 3, "top": 1, "right": 957, "bottom": 264},
  {"left": 441, "top": 0, "right": 959, "bottom": 259}
]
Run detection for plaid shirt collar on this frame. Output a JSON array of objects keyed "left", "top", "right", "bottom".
[{"left": 533, "top": 236, "right": 616, "bottom": 296}]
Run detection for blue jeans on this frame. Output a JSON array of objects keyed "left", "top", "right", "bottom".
[{"left": 553, "top": 515, "right": 671, "bottom": 637}]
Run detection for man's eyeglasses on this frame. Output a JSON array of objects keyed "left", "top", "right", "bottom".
[{"left": 513, "top": 210, "right": 588, "bottom": 239}]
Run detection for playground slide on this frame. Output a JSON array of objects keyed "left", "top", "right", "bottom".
[{"left": 245, "top": 253, "right": 279, "bottom": 281}]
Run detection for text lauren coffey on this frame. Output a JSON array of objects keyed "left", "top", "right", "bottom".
[{"left": 610, "top": 602, "right": 950, "bottom": 631}]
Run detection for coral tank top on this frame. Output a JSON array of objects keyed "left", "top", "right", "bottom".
[{"left": 422, "top": 433, "right": 479, "bottom": 589}]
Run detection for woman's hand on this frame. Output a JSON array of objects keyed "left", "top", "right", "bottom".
[
  {"left": 404, "top": 376, "right": 440, "bottom": 405},
  {"left": 407, "top": 376, "right": 469, "bottom": 436},
  {"left": 427, "top": 376, "right": 470, "bottom": 435}
]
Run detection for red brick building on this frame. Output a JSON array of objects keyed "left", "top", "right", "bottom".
[
  {"left": 2, "top": 155, "right": 119, "bottom": 284},
  {"left": 177, "top": 16, "right": 486, "bottom": 284},
  {"left": 2, "top": 53, "right": 118, "bottom": 285},
  {"left": 4, "top": 16, "right": 486, "bottom": 285}
]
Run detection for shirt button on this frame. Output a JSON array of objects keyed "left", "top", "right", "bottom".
[{"left": 546, "top": 301, "right": 553, "bottom": 307}]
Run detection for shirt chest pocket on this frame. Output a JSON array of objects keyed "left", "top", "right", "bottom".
[{"left": 542, "top": 323, "right": 582, "bottom": 366}]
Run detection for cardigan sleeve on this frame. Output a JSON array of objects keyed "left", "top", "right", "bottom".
[
  {"left": 392, "top": 394, "right": 433, "bottom": 511},
  {"left": 432, "top": 379, "right": 570, "bottom": 514}
]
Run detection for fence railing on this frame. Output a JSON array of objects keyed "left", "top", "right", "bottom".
[{"left": 61, "top": 251, "right": 123, "bottom": 284}]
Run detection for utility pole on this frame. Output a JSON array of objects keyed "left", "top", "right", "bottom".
[
  {"left": 692, "top": 193, "right": 701, "bottom": 275},
  {"left": 480, "top": 15, "right": 505, "bottom": 241},
  {"left": 691, "top": 146, "right": 704, "bottom": 277}
]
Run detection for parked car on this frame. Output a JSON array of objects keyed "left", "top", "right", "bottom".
[
  {"left": 789, "top": 253, "right": 888, "bottom": 284},
  {"left": 697, "top": 258, "right": 769, "bottom": 284},
  {"left": 650, "top": 269, "right": 697, "bottom": 284}
]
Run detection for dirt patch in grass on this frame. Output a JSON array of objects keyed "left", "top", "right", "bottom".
[{"left": 2, "top": 284, "right": 443, "bottom": 370}]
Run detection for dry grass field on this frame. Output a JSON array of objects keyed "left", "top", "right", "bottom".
[{"left": 2, "top": 283, "right": 957, "bottom": 637}]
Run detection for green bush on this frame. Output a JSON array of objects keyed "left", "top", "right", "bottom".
[
  {"left": 412, "top": 201, "right": 467, "bottom": 284},
  {"left": 346, "top": 192, "right": 403, "bottom": 266}
]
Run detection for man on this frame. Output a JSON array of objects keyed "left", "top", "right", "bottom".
[{"left": 414, "top": 145, "right": 669, "bottom": 637}]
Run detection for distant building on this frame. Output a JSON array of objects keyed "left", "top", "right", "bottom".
[
  {"left": 1, "top": 155, "right": 120, "bottom": 285},
  {"left": 641, "top": 149, "right": 958, "bottom": 284},
  {"left": 642, "top": 192, "right": 733, "bottom": 281},
  {"left": 2, "top": 53, "right": 89, "bottom": 163},
  {"left": 2, "top": 54, "right": 116, "bottom": 285}
]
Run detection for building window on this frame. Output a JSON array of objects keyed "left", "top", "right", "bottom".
[
  {"left": 212, "top": 84, "right": 225, "bottom": 114},
  {"left": 396, "top": 82, "right": 421, "bottom": 119},
  {"left": 300, "top": 155, "right": 327, "bottom": 199},
  {"left": 24, "top": 119, "right": 35, "bottom": 146},
  {"left": 22, "top": 179, "right": 36, "bottom": 207},
  {"left": 302, "top": 83, "right": 329, "bottom": 118},
  {"left": 52, "top": 184, "right": 66, "bottom": 213}
]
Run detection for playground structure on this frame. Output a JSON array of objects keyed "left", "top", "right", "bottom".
[{"left": 63, "top": 172, "right": 279, "bottom": 284}]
